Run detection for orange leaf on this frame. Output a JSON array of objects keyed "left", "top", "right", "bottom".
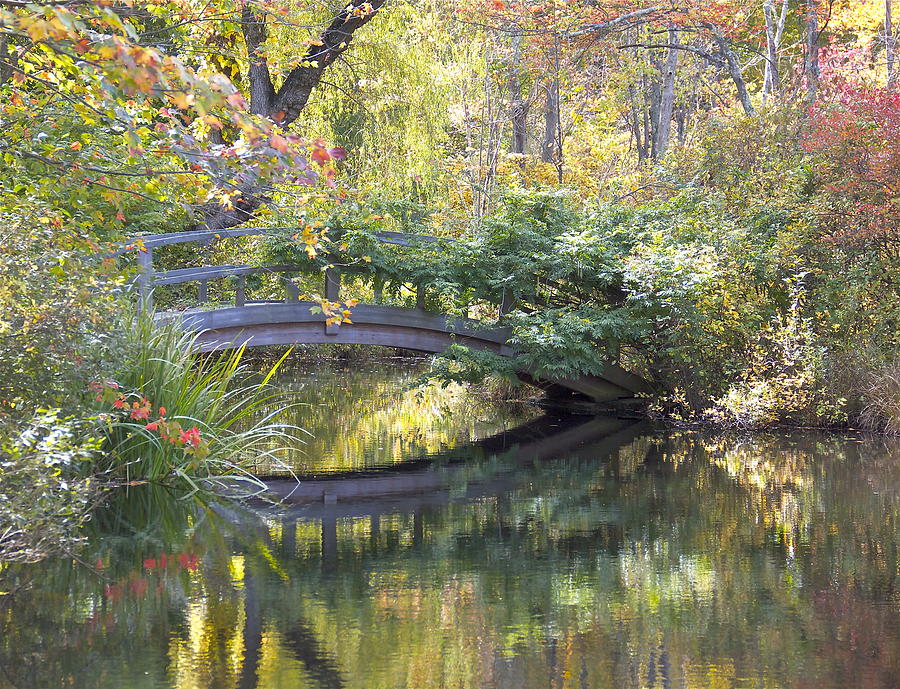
[{"left": 310, "top": 147, "right": 330, "bottom": 165}]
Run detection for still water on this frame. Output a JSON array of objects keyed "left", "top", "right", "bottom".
[{"left": 1, "top": 360, "right": 898, "bottom": 689}]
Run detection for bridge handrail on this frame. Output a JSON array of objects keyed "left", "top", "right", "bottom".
[
  {"left": 123, "top": 225, "right": 479, "bottom": 315},
  {"left": 119, "top": 227, "right": 442, "bottom": 252}
]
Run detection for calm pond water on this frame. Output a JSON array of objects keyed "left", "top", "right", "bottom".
[{"left": 1, "top": 359, "right": 898, "bottom": 689}]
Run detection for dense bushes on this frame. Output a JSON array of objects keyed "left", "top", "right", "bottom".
[
  {"left": 248, "top": 126, "right": 896, "bottom": 431},
  {"left": 0, "top": 411, "right": 100, "bottom": 562}
]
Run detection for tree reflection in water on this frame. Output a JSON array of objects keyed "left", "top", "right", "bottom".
[{"left": 0, "top": 422, "right": 897, "bottom": 689}]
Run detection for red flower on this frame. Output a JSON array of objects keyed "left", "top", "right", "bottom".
[
  {"left": 158, "top": 407, "right": 166, "bottom": 416},
  {"left": 112, "top": 398, "right": 126, "bottom": 409},
  {"left": 131, "top": 407, "right": 150, "bottom": 420},
  {"left": 143, "top": 558, "right": 157, "bottom": 569},
  {"left": 145, "top": 422, "right": 158, "bottom": 431},
  {"left": 179, "top": 426, "right": 202, "bottom": 448}
]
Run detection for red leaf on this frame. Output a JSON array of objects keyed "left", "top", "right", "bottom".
[{"left": 310, "top": 147, "right": 331, "bottom": 165}]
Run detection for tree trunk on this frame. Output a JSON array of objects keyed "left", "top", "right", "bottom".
[
  {"left": 241, "top": 3, "right": 275, "bottom": 115},
  {"left": 196, "top": 0, "right": 388, "bottom": 229},
  {"left": 762, "top": 0, "right": 784, "bottom": 99},
  {"left": 541, "top": 79, "right": 559, "bottom": 163},
  {"left": 887, "top": 0, "right": 896, "bottom": 88},
  {"left": 805, "top": 0, "right": 820, "bottom": 102},
  {"left": 655, "top": 29, "right": 679, "bottom": 158},
  {"left": 270, "top": 0, "right": 388, "bottom": 126},
  {"left": 509, "top": 32, "right": 527, "bottom": 154},
  {"left": 648, "top": 65, "right": 662, "bottom": 159},
  {"left": 628, "top": 85, "right": 647, "bottom": 161},
  {"left": 709, "top": 27, "right": 756, "bottom": 116}
]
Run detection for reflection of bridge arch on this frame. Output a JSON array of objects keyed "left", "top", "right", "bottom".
[
  {"left": 262, "top": 415, "right": 646, "bottom": 510},
  {"left": 226, "top": 416, "right": 647, "bottom": 689},
  {"left": 126, "top": 228, "right": 649, "bottom": 402}
]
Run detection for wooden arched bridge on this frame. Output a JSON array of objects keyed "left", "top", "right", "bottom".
[{"left": 126, "top": 227, "right": 647, "bottom": 403}]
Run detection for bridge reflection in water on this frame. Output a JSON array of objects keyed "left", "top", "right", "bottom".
[{"left": 220, "top": 413, "right": 647, "bottom": 689}]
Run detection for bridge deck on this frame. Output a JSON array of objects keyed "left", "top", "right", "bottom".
[{"left": 163, "top": 302, "right": 647, "bottom": 402}]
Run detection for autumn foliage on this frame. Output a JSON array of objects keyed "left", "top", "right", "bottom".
[{"left": 806, "top": 82, "right": 900, "bottom": 246}]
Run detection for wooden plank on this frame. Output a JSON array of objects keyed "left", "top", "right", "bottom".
[
  {"left": 162, "top": 303, "right": 648, "bottom": 399},
  {"left": 153, "top": 262, "right": 372, "bottom": 286},
  {"left": 172, "top": 303, "right": 511, "bottom": 344},
  {"left": 235, "top": 276, "right": 246, "bottom": 307},
  {"left": 192, "top": 322, "right": 507, "bottom": 357}
]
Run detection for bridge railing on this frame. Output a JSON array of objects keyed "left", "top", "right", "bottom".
[{"left": 120, "top": 227, "right": 499, "bottom": 317}]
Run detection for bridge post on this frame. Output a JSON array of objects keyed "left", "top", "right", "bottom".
[
  {"left": 235, "top": 275, "right": 246, "bottom": 307},
  {"left": 325, "top": 267, "right": 341, "bottom": 302},
  {"left": 198, "top": 279, "right": 208, "bottom": 305},
  {"left": 373, "top": 275, "right": 384, "bottom": 304},
  {"left": 499, "top": 289, "right": 517, "bottom": 318},
  {"left": 136, "top": 247, "right": 154, "bottom": 313},
  {"left": 325, "top": 268, "right": 341, "bottom": 335},
  {"left": 283, "top": 276, "right": 300, "bottom": 302}
]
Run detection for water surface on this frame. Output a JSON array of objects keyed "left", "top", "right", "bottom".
[
  {"left": 0, "top": 360, "right": 897, "bottom": 689},
  {"left": 252, "top": 357, "right": 540, "bottom": 474}
]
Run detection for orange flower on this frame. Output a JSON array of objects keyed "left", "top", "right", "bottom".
[{"left": 179, "top": 426, "right": 202, "bottom": 448}]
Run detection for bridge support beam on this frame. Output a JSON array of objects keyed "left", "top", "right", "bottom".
[
  {"left": 499, "top": 290, "right": 517, "bottom": 318},
  {"left": 283, "top": 277, "right": 300, "bottom": 303},
  {"left": 373, "top": 275, "right": 384, "bottom": 304},
  {"left": 325, "top": 268, "right": 341, "bottom": 336},
  {"left": 325, "top": 267, "right": 341, "bottom": 302},
  {"left": 235, "top": 276, "right": 246, "bottom": 307},
  {"left": 136, "top": 248, "right": 154, "bottom": 313}
]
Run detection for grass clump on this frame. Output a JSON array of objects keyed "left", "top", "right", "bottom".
[{"left": 89, "top": 314, "right": 297, "bottom": 494}]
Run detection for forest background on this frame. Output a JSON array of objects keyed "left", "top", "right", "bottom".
[{"left": 0, "top": 1, "right": 897, "bottom": 557}]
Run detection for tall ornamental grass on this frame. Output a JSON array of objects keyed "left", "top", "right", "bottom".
[{"left": 90, "top": 315, "right": 297, "bottom": 493}]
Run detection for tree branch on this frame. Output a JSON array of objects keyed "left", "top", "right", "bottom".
[
  {"left": 617, "top": 42, "right": 724, "bottom": 67},
  {"left": 566, "top": 7, "right": 661, "bottom": 38},
  {"left": 271, "top": 0, "right": 388, "bottom": 125}
]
